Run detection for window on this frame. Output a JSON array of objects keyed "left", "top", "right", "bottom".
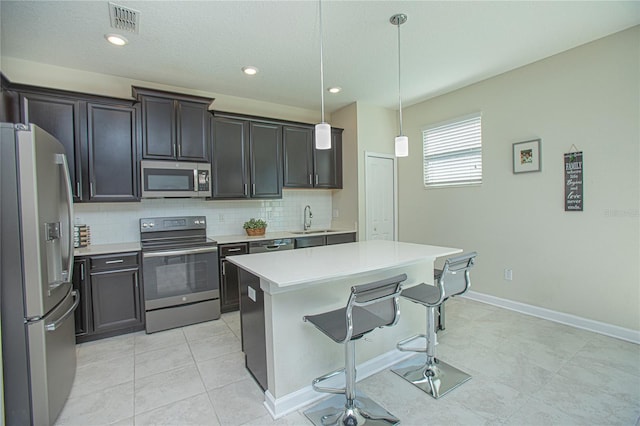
[{"left": 423, "top": 113, "right": 482, "bottom": 188}]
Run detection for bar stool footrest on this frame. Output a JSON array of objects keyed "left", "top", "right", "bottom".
[
  {"left": 391, "top": 354, "right": 471, "bottom": 399},
  {"left": 396, "top": 334, "right": 428, "bottom": 353},
  {"left": 312, "top": 368, "right": 346, "bottom": 395},
  {"left": 304, "top": 391, "right": 400, "bottom": 426}
]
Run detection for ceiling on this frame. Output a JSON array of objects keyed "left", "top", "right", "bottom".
[{"left": 1, "top": 1, "right": 639, "bottom": 114}]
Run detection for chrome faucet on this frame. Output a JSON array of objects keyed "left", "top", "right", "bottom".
[{"left": 304, "top": 205, "right": 313, "bottom": 230}]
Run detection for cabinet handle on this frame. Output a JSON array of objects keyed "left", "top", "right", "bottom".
[
  {"left": 251, "top": 184, "right": 255, "bottom": 195},
  {"left": 315, "top": 174, "right": 319, "bottom": 186},
  {"left": 90, "top": 182, "right": 94, "bottom": 197},
  {"left": 222, "top": 262, "right": 226, "bottom": 276},
  {"left": 227, "top": 248, "right": 242, "bottom": 252},
  {"left": 76, "top": 182, "right": 82, "bottom": 198},
  {"left": 105, "top": 259, "right": 124, "bottom": 264},
  {"left": 80, "top": 262, "right": 85, "bottom": 280},
  {"left": 243, "top": 184, "right": 248, "bottom": 196},
  {"left": 177, "top": 143, "right": 182, "bottom": 158},
  {"left": 309, "top": 174, "right": 313, "bottom": 185}
]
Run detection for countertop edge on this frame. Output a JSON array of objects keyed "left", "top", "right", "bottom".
[{"left": 213, "top": 229, "right": 356, "bottom": 245}]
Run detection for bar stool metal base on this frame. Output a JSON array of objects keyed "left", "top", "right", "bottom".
[
  {"left": 304, "top": 391, "right": 400, "bottom": 426},
  {"left": 391, "top": 354, "right": 471, "bottom": 399}
]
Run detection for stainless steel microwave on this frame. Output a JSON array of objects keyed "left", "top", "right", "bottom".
[{"left": 141, "top": 160, "right": 211, "bottom": 198}]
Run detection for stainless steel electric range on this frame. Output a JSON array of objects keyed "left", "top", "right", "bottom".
[{"left": 140, "top": 216, "right": 220, "bottom": 333}]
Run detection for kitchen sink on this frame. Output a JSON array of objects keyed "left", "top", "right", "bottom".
[{"left": 290, "top": 229, "right": 339, "bottom": 235}]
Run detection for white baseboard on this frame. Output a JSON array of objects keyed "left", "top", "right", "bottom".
[
  {"left": 463, "top": 290, "right": 640, "bottom": 344},
  {"left": 263, "top": 349, "right": 415, "bottom": 419}
]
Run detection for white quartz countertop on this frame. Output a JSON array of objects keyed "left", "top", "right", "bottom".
[
  {"left": 212, "top": 229, "right": 355, "bottom": 244},
  {"left": 72, "top": 230, "right": 356, "bottom": 255},
  {"left": 228, "top": 240, "right": 461, "bottom": 294},
  {"left": 74, "top": 242, "right": 141, "bottom": 256}
]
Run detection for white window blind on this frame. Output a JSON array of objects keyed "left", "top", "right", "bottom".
[{"left": 423, "top": 113, "right": 482, "bottom": 188}]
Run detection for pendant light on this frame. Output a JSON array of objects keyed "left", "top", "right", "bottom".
[
  {"left": 315, "top": 0, "right": 331, "bottom": 150},
  {"left": 391, "top": 13, "right": 408, "bottom": 157}
]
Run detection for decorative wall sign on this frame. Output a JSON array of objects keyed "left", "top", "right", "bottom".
[
  {"left": 564, "top": 150, "right": 583, "bottom": 211},
  {"left": 513, "top": 139, "right": 541, "bottom": 173}
]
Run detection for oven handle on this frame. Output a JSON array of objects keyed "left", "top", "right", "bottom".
[{"left": 143, "top": 246, "right": 219, "bottom": 258}]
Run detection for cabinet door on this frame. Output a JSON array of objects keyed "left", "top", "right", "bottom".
[
  {"left": 283, "top": 125, "right": 314, "bottom": 188},
  {"left": 140, "top": 96, "right": 175, "bottom": 159},
  {"left": 250, "top": 121, "right": 282, "bottom": 198},
  {"left": 314, "top": 128, "right": 343, "bottom": 188},
  {"left": 19, "top": 92, "right": 83, "bottom": 200},
  {"left": 90, "top": 268, "right": 143, "bottom": 334},
  {"left": 239, "top": 269, "right": 267, "bottom": 390},
  {"left": 86, "top": 102, "right": 138, "bottom": 201},
  {"left": 294, "top": 236, "right": 326, "bottom": 248},
  {"left": 221, "top": 259, "right": 240, "bottom": 312},
  {"left": 177, "top": 100, "right": 209, "bottom": 161},
  {"left": 326, "top": 232, "right": 356, "bottom": 245},
  {"left": 212, "top": 116, "right": 250, "bottom": 198},
  {"left": 72, "top": 258, "right": 91, "bottom": 337}
]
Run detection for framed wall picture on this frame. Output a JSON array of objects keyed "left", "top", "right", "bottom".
[{"left": 513, "top": 139, "right": 541, "bottom": 173}]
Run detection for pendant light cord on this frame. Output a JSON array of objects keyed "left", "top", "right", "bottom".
[
  {"left": 319, "top": 0, "right": 326, "bottom": 123},
  {"left": 397, "top": 20, "right": 403, "bottom": 136}
]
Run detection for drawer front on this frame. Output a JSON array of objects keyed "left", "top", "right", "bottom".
[
  {"left": 219, "top": 243, "right": 249, "bottom": 258},
  {"left": 294, "top": 236, "right": 326, "bottom": 249},
  {"left": 326, "top": 233, "right": 356, "bottom": 245},
  {"left": 90, "top": 252, "right": 139, "bottom": 270}
]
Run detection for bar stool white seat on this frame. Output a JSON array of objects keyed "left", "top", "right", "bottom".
[
  {"left": 303, "top": 274, "right": 407, "bottom": 426},
  {"left": 391, "top": 252, "right": 477, "bottom": 399}
]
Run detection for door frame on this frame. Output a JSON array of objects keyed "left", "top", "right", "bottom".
[{"left": 364, "top": 151, "right": 398, "bottom": 241}]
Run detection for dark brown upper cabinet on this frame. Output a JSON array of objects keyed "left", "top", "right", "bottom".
[
  {"left": 10, "top": 80, "right": 140, "bottom": 203},
  {"left": 283, "top": 125, "right": 343, "bottom": 189},
  {"left": 132, "top": 87, "right": 213, "bottom": 162},
  {"left": 18, "top": 90, "right": 84, "bottom": 201},
  {"left": 211, "top": 113, "right": 282, "bottom": 199},
  {"left": 86, "top": 101, "right": 139, "bottom": 202}
]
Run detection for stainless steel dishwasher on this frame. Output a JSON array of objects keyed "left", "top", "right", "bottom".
[
  {"left": 248, "top": 238, "right": 294, "bottom": 254},
  {"left": 241, "top": 238, "right": 293, "bottom": 390}
]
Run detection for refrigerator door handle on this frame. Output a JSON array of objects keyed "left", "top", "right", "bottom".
[
  {"left": 56, "top": 153, "right": 74, "bottom": 285},
  {"left": 45, "top": 290, "right": 79, "bottom": 332}
]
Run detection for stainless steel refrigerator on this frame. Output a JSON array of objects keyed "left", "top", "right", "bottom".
[{"left": 1, "top": 123, "right": 78, "bottom": 426}]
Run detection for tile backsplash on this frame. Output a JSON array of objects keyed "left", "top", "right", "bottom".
[{"left": 74, "top": 189, "right": 333, "bottom": 244}]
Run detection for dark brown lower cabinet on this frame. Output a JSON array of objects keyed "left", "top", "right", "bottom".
[
  {"left": 74, "top": 252, "right": 144, "bottom": 343},
  {"left": 219, "top": 243, "right": 249, "bottom": 312},
  {"left": 239, "top": 268, "right": 267, "bottom": 390}
]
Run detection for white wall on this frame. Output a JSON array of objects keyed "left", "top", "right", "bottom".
[
  {"left": 399, "top": 26, "right": 640, "bottom": 331},
  {"left": 1, "top": 57, "right": 320, "bottom": 124},
  {"left": 355, "top": 103, "right": 398, "bottom": 237},
  {"left": 74, "top": 189, "right": 333, "bottom": 244},
  {"left": 330, "top": 103, "right": 358, "bottom": 232}
]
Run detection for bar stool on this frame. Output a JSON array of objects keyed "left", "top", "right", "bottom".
[
  {"left": 303, "top": 274, "right": 407, "bottom": 426},
  {"left": 391, "top": 252, "right": 477, "bottom": 399}
]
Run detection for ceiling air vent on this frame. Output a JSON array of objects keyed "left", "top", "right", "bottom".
[{"left": 109, "top": 2, "right": 140, "bottom": 34}]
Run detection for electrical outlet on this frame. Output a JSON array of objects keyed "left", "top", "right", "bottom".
[
  {"left": 218, "top": 214, "right": 225, "bottom": 222},
  {"left": 504, "top": 269, "right": 513, "bottom": 281}
]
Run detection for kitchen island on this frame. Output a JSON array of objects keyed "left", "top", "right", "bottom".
[{"left": 228, "top": 239, "right": 461, "bottom": 418}]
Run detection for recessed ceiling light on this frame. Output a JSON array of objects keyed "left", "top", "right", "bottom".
[
  {"left": 328, "top": 87, "right": 342, "bottom": 94},
  {"left": 105, "top": 34, "right": 128, "bottom": 46},
  {"left": 242, "top": 66, "right": 259, "bottom": 76}
]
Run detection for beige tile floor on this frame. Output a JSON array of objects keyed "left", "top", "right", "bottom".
[{"left": 55, "top": 298, "right": 640, "bottom": 426}]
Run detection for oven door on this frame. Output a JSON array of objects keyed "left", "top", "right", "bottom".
[{"left": 142, "top": 246, "right": 219, "bottom": 310}]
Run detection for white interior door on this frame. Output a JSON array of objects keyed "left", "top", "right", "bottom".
[{"left": 365, "top": 153, "right": 397, "bottom": 241}]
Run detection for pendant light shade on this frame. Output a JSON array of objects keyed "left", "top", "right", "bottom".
[
  {"left": 315, "top": 0, "right": 331, "bottom": 150},
  {"left": 315, "top": 122, "right": 331, "bottom": 150},
  {"left": 391, "top": 13, "right": 408, "bottom": 157},
  {"left": 395, "top": 135, "right": 409, "bottom": 157}
]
